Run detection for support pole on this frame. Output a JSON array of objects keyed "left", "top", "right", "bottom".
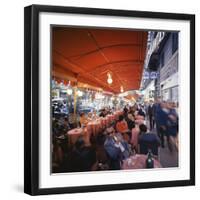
[{"left": 73, "top": 86, "right": 77, "bottom": 126}]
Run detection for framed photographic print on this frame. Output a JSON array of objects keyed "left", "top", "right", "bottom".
[{"left": 24, "top": 4, "right": 195, "bottom": 195}]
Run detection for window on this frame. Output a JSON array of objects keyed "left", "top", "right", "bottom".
[
  {"left": 172, "top": 33, "right": 178, "bottom": 54},
  {"left": 171, "top": 86, "right": 178, "bottom": 102}
]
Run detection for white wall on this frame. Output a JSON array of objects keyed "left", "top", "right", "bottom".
[{"left": 0, "top": 0, "right": 199, "bottom": 199}]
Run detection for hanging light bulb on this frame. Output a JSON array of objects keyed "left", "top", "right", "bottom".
[
  {"left": 120, "top": 86, "right": 124, "bottom": 93},
  {"left": 107, "top": 72, "right": 113, "bottom": 84},
  {"left": 66, "top": 80, "right": 73, "bottom": 95},
  {"left": 59, "top": 81, "right": 64, "bottom": 88},
  {"left": 77, "top": 90, "right": 83, "bottom": 97},
  {"left": 66, "top": 88, "right": 73, "bottom": 95}
]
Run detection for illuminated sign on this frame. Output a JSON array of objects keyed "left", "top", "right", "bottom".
[{"left": 143, "top": 71, "right": 158, "bottom": 79}]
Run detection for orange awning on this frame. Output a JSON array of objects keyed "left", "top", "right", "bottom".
[{"left": 52, "top": 27, "right": 147, "bottom": 94}]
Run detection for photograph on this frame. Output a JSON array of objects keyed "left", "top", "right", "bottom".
[
  {"left": 24, "top": 5, "right": 195, "bottom": 195},
  {"left": 51, "top": 26, "right": 179, "bottom": 173}
]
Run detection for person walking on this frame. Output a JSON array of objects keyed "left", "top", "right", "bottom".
[
  {"left": 155, "top": 101, "right": 168, "bottom": 148},
  {"left": 148, "top": 100, "right": 155, "bottom": 130},
  {"left": 166, "top": 101, "right": 179, "bottom": 152}
]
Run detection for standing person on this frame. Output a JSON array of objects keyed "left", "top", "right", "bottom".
[
  {"left": 155, "top": 100, "right": 168, "bottom": 148},
  {"left": 148, "top": 100, "right": 155, "bottom": 130},
  {"left": 166, "top": 102, "right": 179, "bottom": 152},
  {"left": 154, "top": 98, "right": 161, "bottom": 137}
]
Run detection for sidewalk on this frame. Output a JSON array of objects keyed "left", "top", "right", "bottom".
[{"left": 146, "top": 118, "right": 178, "bottom": 168}]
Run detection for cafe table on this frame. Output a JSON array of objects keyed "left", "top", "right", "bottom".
[
  {"left": 122, "top": 154, "right": 162, "bottom": 170},
  {"left": 87, "top": 120, "right": 102, "bottom": 136}
]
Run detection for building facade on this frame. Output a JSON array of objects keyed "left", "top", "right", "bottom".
[{"left": 141, "top": 31, "right": 179, "bottom": 102}]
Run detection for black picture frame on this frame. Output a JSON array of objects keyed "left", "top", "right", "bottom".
[{"left": 24, "top": 4, "right": 195, "bottom": 196}]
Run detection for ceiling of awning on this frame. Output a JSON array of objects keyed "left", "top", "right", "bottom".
[{"left": 52, "top": 27, "right": 147, "bottom": 94}]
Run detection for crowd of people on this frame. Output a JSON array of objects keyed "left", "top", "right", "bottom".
[
  {"left": 145, "top": 99, "right": 179, "bottom": 152},
  {"left": 52, "top": 98, "right": 179, "bottom": 173}
]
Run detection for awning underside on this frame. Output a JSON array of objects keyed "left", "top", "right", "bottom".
[{"left": 52, "top": 27, "right": 147, "bottom": 94}]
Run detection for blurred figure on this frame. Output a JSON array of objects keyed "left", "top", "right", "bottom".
[
  {"left": 130, "top": 124, "right": 140, "bottom": 152},
  {"left": 148, "top": 100, "right": 155, "bottom": 130},
  {"left": 166, "top": 101, "right": 179, "bottom": 152},
  {"left": 79, "top": 112, "right": 88, "bottom": 127},
  {"left": 92, "top": 110, "right": 98, "bottom": 119},
  {"left": 68, "top": 112, "right": 76, "bottom": 129},
  {"left": 65, "top": 137, "right": 96, "bottom": 172},
  {"left": 155, "top": 101, "right": 168, "bottom": 148},
  {"left": 123, "top": 105, "right": 128, "bottom": 116},
  {"left": 99, "top": 109, "right": 107, "bottom": 117},
  {"left": 137, "top": 104, "right": 146, "bottom": 118},
  {"left": 125, "top": 112, "right": 135, "bottom": 130},
  {"left": 63, "top": 116, "right": 70, "bottom": 131},
  {"left": 87, "top": 112, "right": 93, "bottom": 121}
]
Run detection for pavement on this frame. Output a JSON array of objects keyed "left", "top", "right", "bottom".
[
  {"left": 159, "top": 139, "right": 178, "bottom": 168},
  {"left": 146, "top": 120, "right": 178, "bottom": 168}
]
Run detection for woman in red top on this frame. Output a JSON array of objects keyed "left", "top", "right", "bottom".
[{"left": 116, "top": 115, "right": 128, "bottom": 134}]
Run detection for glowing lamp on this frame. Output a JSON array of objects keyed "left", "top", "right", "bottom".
[
  {"left": 66, "top": 88, "right": 73, "bottom": 95},
  {"left": 77, "top": 90, "right": 83, "bottom": 97},
  {"left": 107, "top": 73, "right": 113, "bottom": 84},
  {"left": 120, "top": 86, "right": 124, "bottom": 93}
]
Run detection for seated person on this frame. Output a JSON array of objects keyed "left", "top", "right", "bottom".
[
  {"left": 95, "top": 134, "right": 110, "bottom": 171},
  {"left": 87, "top": 112, "right": 93, "bottom": 121},
  {"left": 92, "top": 110, "right": 98, "bottom": 119},
  {"left": 116, "top": 115, "right": 129, "bottom": 134},
  {"left": 99, "top": 109, "right": 107, "bottom": 118},
  {"left": 63, "top": 116, "right": 70, "bottom": 131},
  {"left": 68, "top": 112, "right": 76, "bottom": 129},
  {"left": 138, "top": 124, "right": 161, "bottom": 156},
  {"left": 64, "top": 137, "right": 96, "bottom": 172},
  {"left": 79, "top": 112, "right": 88, "bottom": 127},
  {"left": 126, "top": 113, "right": 135, "bottom": 130},
  {"left": 104, "top": 127, "right": 130, "bottom": 170}
]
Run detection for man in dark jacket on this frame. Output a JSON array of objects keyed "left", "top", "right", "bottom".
[
  {"left": 104, "top": 127, "right": 130, "bottom": 170},
  {"left": 138, "top": 124, "right": 161, "bottom": 156}
]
